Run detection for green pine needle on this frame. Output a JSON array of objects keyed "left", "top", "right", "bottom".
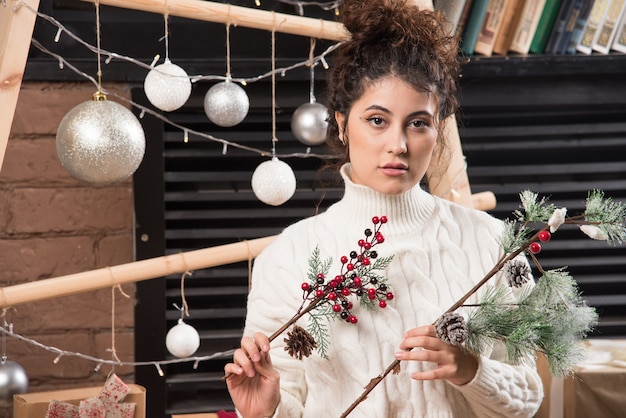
[
  {"left": 307, "top": 306, "right": 333, "bottom": 360},
  {"left": 514, "top": 190, "right": 556, "bottom": 223},
  {"left": 499, "top": 219, "right": 532, "bottom": 254},
  {"left": 465, "top": 268, "right": 598, "bottom": 377},
  {"left": 584, "top": 190, "right": 626, "bottom": 244},
  {"left": 306, "top": 246, "right": 333, "bottom": 284}
]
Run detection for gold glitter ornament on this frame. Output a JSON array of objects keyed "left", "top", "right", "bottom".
[
  {"left": 203, "top": 80, "right": 249, "bottom": 127},
  {"left": 56, "top": 93, "right": 146, "bottom": 186},
  {"left": 251, "top": 157, "right": 297, "bottom": 206},
  {"left": 290, "top": 102, "right": 328, "bottom": 146}
]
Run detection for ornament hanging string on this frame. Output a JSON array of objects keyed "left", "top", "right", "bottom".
[
  {"left": 163, "top": 0, "right": 170, "bottom": 62},
  {"left": 179, "top": 270, "right": 192, "bottom": 318},
  {"left": 271, "top": 17, "right": 278, "bottom": 155},
  {"left": 94, "top": 0, "right": 104, "bottom": 97},
  {"left": 225, "top": 7, "right": 232, "bottom": 79},
  {"left": 308, "top": 37, "right": 316, "bottom": 104}
]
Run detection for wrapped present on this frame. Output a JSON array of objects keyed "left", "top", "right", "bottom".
[
  {"left": 43, "top": 374, "right": 135, "bottom": 418},
  {"left": 13, "top": 374, "right": 145, "bottom": 418}
]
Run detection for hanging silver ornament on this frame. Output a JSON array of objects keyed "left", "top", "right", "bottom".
[
  {"left": 166, "top": 319, "right": 200, "bottom": 358},
  {"left": 203, "top": 80, "right": 249, "bottom": 127},
  {"left": 0, "top": 357, "right": 28, "bottom": 407},
  {"left": 144, "top": 58, "right": 192, "bottom": 112},
  {"left": 251, "top": 157, "right": 297, "bottom": 206},
  {"left": 56, "top": 93, "right": 146, "bottom": 186},
  {"left": 291, "top": 102, "right": 328, "bottom": 146}
]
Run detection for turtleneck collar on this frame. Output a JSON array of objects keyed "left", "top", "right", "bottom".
[{"left": 325, "top": 164, "right": 436, "bottom": 236}]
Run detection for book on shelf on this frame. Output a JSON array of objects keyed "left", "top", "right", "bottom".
[
  {"left": 592, "top": 0, "right": 626, "bottom": 53},
  {"left": 576, "top": 0, "right": 612, "bottom": 54},
  {"left": 474, "top": 0, "right": 512, "bottom": 56},
  {"left": 434, "top": 0, "right": 469, "bottom": 35},
  {"left": 492, "top": 0, "right": 528, "bottom": 54},
  {"left": 611, "top": 3, "right": 626, "bottom": 51},
  {"left": 530, "top": 0, "right": 564, "bottom": 54},
  {"left": 510, "top": 0, "right": 549, "bottom": 54},
  {"left": 553, "top": 0, "right": 592, "bottom": 54},
  {"left": 566, "top": 0, "right": 596, "bottom": 53},
  {"left": 456, "top": 0, "right": 476, "bottom": 38},
  {"left": 460, "top": 0, "right": 490, "bottom": 55}
]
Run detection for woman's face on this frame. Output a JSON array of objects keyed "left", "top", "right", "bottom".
[{"left": 336, "top": 77, "right": 440, "bottom": 195}]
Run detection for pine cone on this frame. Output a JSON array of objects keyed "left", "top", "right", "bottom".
[
  {"left": 434, "top": 312, "right": 468, "bottom": 347},
  {"left": 284, "top": 325, "right": 317, "bottom": 360},
  {"left": 505, "top": 258, "right": 532, "bottom": 288}
]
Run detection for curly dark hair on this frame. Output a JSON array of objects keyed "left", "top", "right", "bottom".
[{"left": 325, "top": 0, "right": 462, "bottom": 171}]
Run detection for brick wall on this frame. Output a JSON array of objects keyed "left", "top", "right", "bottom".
[{"left": 0, "top": 82, "right": 136, "bottom": 415}]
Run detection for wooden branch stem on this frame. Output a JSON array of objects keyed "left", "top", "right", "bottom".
[{"left": 0, "top": 235, "right": 276, "bottom": 308}]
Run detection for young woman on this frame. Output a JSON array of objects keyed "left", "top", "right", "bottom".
[{"left": 224, "top": 1, "right": 544, "bottom": 416}]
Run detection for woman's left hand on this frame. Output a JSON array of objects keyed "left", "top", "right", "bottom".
[{"left": 395, "top": 325, "right": 478, "bottom": 386}]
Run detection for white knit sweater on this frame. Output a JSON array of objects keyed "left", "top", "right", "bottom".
[{"left": 242, "top": 164, "right": 543, "bottom": 418}]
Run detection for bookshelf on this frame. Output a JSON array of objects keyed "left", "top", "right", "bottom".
[
  {"left": 436, "top": 0, "right": 626, "bottom": 60},
  {"left": 463, "top": 52, "right": 626, "bottom": 77}
]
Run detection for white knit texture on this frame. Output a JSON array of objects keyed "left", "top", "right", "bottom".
[{"left": 241, "top": 164, "right": 543, "bottom": 418}]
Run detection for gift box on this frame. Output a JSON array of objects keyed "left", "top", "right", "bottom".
[{"left": 13, "top": 378, "right": 145, "bottom": 418}]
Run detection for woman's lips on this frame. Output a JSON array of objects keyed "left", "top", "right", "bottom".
[{"left": 380, "top": 165, "right": 408, "bottom": 176}]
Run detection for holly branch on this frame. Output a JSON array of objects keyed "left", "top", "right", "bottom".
[{"left": 339, "top": 190, "right": 626, "bottom": 417}]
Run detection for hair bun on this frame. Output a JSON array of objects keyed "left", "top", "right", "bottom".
[{"left": 340, "top": 0, "right": 414, "bottom": 44}]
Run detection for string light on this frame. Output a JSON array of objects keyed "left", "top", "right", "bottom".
[
  {"left": 0, "top": 324, "right": 235, "bottom": 371},
  {"left": 31, "top": 37, "right": 336, "bottom": 160}
]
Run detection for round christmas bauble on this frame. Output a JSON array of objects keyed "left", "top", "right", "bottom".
[
  {"left": 203, "top": 80, "right": 249, "bottom": 127},
  {"left": 290, "top": 102, "right": 328, "bottom": 146},
  {"left": 166, "top": 319, "right": 200, "bottom": 358},
  {"left": 0, "top": 359, "right": 28, "bottom": 408},
  {"left": 144, "top": 59, "right": 192, "bottom": 112},
  {"left": 251, "top": 157, "right": 296, "bottom": 206},
  {"left": 56, "top": 96, "right": 146, "bottom": 186}
]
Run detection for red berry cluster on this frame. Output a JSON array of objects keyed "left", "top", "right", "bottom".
[
  {"left": 529, "top": 230, "right": 552, "bottom": 254},
  {"left": 300, "top": 216, "right": 394, "bottom": 324}
]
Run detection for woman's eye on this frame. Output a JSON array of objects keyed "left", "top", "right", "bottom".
[
  {"left": 367, "top": 117, "right": 385, "bottom": 126},
  {"left": 411, "top": 119, "right": 429, "bottom": 128}
]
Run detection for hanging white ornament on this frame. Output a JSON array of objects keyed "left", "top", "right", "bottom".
[
  {"left": 0, "top": 358, "right": 28, "bottom": 407},
  {"left": 166, "top": 319, "right": 200, "bottom": 358},
  {"left": 251, "top": 157, "right": 297, "bottom": 206},
  {"left": 291, "top": 102, "right": 328, "bottom": 146},
  {"left": 203, "top": 80, "right": 249, "bottom": 127},
  {"left": 144, "top": 58, "right": 192, "bottom": 112},
  {"left": 56, "top": 93, "right": 146, "bottom": 186}
]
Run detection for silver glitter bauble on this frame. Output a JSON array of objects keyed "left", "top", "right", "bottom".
[
  {"left": 251, "top": 157, "right": 297, "bottom": 206},
  {"left": 166, "top": 319, "right": 200, "bottom": 358},
  {"left": 290, "top": 102, "right": 328, "bottom": 146},
  {"left": 144, "top": 59, "right": 192, "bottom": 112},
  {"left": 56, "top": 94, "right": 146, "bottom": 186},
  {"left": 203, "top": 80, "right": 249, "bottom": 127},
  {"left": 0, "top": 358, "right": 28, "bottom": 407}
]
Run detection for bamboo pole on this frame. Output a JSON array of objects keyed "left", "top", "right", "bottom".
[
  {"left": 83, "top": 0, "right": 350, "bottom": 41},
  {"left": 0, "top": 0, "right": 40, "bottom": 172},
  {"left": 0, "top": 235, "right": 276, "bottom": 308}
]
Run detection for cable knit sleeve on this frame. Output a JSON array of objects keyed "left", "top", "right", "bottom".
[
  {"left": 452, "top": 350, "right": 544, "bottom": 417},
  {"left": 238, "top": 225, "right": 311, "bottom": 418},
  {"left": 453, "top": 256, "right": 544, "bottom": 417}
]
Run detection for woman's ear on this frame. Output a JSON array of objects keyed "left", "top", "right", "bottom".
[{"left": 335, "top": 111, "right": 346, "bottom": 144}]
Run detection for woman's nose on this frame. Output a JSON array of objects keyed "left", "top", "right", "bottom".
[{"left": 387, "top": 129, "right": 408, "bottom": 155}]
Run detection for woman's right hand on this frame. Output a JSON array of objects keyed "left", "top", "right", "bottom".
[{"left": 224, "top": 332, "right": 281, "bottom": 418}]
